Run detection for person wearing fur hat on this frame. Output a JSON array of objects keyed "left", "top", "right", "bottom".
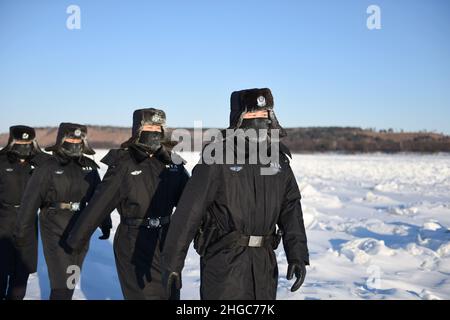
[
  {"left": 0, "top": 126, "right": 49, "bottom": 300},
  {"left": 65, "top": 108, "right": 189, "bottom": 300},
  {"left": 14, "top": 123, "right": 111, "bottom": 300},
  {"left": 162, "top": 88, "right": 309, "bottom": 300}
]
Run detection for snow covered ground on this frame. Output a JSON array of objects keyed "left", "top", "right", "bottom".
[{"left": 25, "top": 151, "right": 450, "bottom": 300}]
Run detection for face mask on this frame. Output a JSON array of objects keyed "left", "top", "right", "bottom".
[
  {"left": 61, "top": 141, "right": 84, "bottom": 158},
  {"left": 10, "top": 143, "right": 32, "bottom": 158},
  {"left": 240, "top": 118, "right": 271, "bottom": 142},
  {"left": 137, "top": 131, "right": 163, "bottom": 153}
]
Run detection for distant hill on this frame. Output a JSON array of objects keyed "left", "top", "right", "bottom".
[{"left": 1, "top": 126, "right": 449, "bottom": 153}]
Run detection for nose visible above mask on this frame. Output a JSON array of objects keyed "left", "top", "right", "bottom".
[
  {"left": 10, "top": 143, "right": 32, "bottom": 158},
  {"left": 137, "top": 131, "right": 163, "bottom": 153},
  {"left": 61, "top": 141, "right": 84, "bottom": 158}
]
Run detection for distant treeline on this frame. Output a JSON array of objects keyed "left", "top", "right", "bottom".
[
  {"left": 282, "top": 127, "right": 450, "bottom": 153},
  {"left": 1, "top": 126, "right": 449, "bottom": 153}
]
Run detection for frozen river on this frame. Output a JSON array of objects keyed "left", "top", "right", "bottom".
[{"left": 25, "top": 152, "right": 450, "bottom": 300}]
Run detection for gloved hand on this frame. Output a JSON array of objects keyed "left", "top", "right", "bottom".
[
  {"left": 98, "top": 227, "right": 110, "bottom": 240},
  {"left": 287, "top": 262, "right": 307, "bottom": 292},
  {"left": 162, "top": 271, "right": 182, "bottom": 298}
]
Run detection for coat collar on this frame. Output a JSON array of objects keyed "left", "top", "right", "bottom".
[
  {"left": 53, "top": 152, "right": 99, "bottom": 168},
  {"left": 128, "top": 144, "right": 173, "bottom": 165}
]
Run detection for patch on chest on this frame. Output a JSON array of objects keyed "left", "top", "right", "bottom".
[
  {"left": 5, "top": 168, "right": 14, "bottom": 172},
  {"left": 166, "top": 164, "right": 180, "bottom": 172},
  {"left": 82, "top": 166, "right": 93, "bottom": 172},
  {"left": 54, "top": 170, "right": 64, "bottom": 175},
  {"left": 130, "top": 170, "right": 142, "bottom": 176},
  {"left": 229, "top": 166, "right": 243, "bottom": 172}
]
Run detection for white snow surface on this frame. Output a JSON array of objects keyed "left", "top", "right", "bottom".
[{"left": 24, "top": 151, "right": 450, "bottom": 300}]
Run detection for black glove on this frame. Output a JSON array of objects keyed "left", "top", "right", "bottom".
[
  {"left": 162, "top": 271, "right": 182, "bottom": 298},
  {"left": 98, "top": 227, "right": 110, "bottom": 240},
  {"left": 287, "top": 262, "right": 306, "bottom": 292}
]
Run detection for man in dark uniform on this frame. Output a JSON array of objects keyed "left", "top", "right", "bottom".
[
  {"left": 162, "top": 88, "right": 309, "bottom": 300},
  {"left": 14, "top": 123, "right": 111, "bottom": 300},
  {"left": 0, "top": 126, "right": 49, "bottom": 300},
  {"left": 65, "top": 108, "right": 189, "bottom": 300}
]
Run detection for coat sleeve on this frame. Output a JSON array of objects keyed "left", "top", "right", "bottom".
[
  {"left": 277, "top": 166, "right": 310, "bottom": 265},
  {"left": 14, "top": 165, "right": 49, "bottom": 242},
  {"left": 66, "top": 163, "right": 125, "bottom": 250},
  {"left": 162, "top": 163, "right": 218, "bottom": 273},
  {"left": 91, "top": 169, "right": 113, "bottom": 231},
  {"left": 174, "top": 166, "right": 190, "bottom": 206}
]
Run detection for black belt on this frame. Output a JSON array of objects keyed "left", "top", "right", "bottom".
[
  {"left": 122, "top": 216, "right": 171, "bottom": 229},
  {"left": 47, "top": 202, "right": 84, "bottom": 212},
  {"left": 0, "top": 202, "right": 20, "bottom": 209},
  {"left": 237, "top": 235, "right": 276, "bottom": 248},
  {"left": 206, "top": 231, "right": 277, "bottom": 258}
]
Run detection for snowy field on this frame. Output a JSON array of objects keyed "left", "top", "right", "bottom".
[{"left": 25, "top": 151, "right": 450, "bottom": 300}]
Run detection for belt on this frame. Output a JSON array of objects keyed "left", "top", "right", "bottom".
[
  {"left": 47, "top": 202, "right": 84, "bottom": 212},
  {"left": 206, "top": 231, "right": 277, "bottom": 257},
  {"left": 0, "top": 202, "right": 20, "bottom": 209},
  {"left": 122, "top": 216, "right": 171, "bottom": 229},
  {"left": 237, "top": 235, "right": 275, "bottom": 248}
]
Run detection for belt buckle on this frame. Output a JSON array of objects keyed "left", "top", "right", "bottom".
[
  {"left": 70, "top": 202, "right": 81, "bottom": 212},
  {"left": 248, "top": 236, "right": 264, "bottom": 247},
  {"left": 147, "top": 217, "right": 161, "bottom": 229}
]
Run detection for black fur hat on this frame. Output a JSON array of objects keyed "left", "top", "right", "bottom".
[
  {"left": 229, "top": 88, "right": 286, "bottom": 137},
  {"left": 0, "top": 125, "right": 42, "bottom": 155},
  {"left": 121, "top": 108, "right": 177, "bottom": 149},
  {"left": 45, "top": 123, "right": 95, "bottom": 155}
]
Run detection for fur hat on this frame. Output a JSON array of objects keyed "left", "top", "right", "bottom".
[
  {"left": 45, "top": 123, "right": 95, "bottom": 155},
  {"left": 0, "top": 125, "right": 42, "bottom": 155},
  {"left": 121, "top": 108, "right": 177, "bottom": 149},
  {"left": 229, "top": 88, "right": 286, "bottom": 137}
]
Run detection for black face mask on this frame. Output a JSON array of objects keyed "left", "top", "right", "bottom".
[
  {"left": 10, "top": 143, "right": 32, "bottom": 159},
  {"left": 240, "top": 118, "right": 271, "bottom": 130},
  {"left": 60, "top": 141, "right": 84, "bottom": 158},
  {"left": 240, "top": 118, "right": 271, "bottom": 142},
  {"left": 136, "top": 131, "right": 163, "bottom": 154}
]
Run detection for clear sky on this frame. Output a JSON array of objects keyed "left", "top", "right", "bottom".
[{"left": 0, "top": 0, "right": 449, "bottom": 134}]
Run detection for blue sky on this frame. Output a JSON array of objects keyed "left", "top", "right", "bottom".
[{"left": 0, "top": 0, "right": 449, "bottom": 134}]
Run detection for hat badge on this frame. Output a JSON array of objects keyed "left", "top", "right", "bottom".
[
  {"left": 152, "top": 114, "right": 162, "bottom": 123},
  {"left": 74, "top": 129, "right": 82, "bottom": 137},
  {"left": 22, "top": 133, "right": 29, "bottom": 140},
  {"left": 257, "top": 96, "right": 267, "bottom": 108}
]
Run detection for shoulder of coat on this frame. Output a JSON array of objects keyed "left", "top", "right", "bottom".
[
  {"left": 279, "top": 142, "right": 292, "bottom": 165},
  {"left": 41, "top": 154, "right": 60, "bottom": 168},
  {"left": 167, "top": 151, "right": 187, "bottom": 166},
  {"left": 30, "top": 152, "right": 52, "bottom": 167},
  {"left": 81, "top": 156, "right": 100, "bottom": 169},
  {"left": 101, "top": 148, "right": 131, "bottom": 167},
  {"left": 200, "top": 133, "right": 231, "bottom": 164}
]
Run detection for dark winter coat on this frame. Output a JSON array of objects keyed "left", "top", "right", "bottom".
[
  {"left": 14, "top": 153, "right": 111, "bottom": 290},
  {"left": 162, "top": 137, "right": 309, "bottom": 300},
  {"left": 66, "top": 146, "right": 189, "bottom": 300},
  {"left": 0, "top": 152, "right": 50, "bottom": 275}
]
